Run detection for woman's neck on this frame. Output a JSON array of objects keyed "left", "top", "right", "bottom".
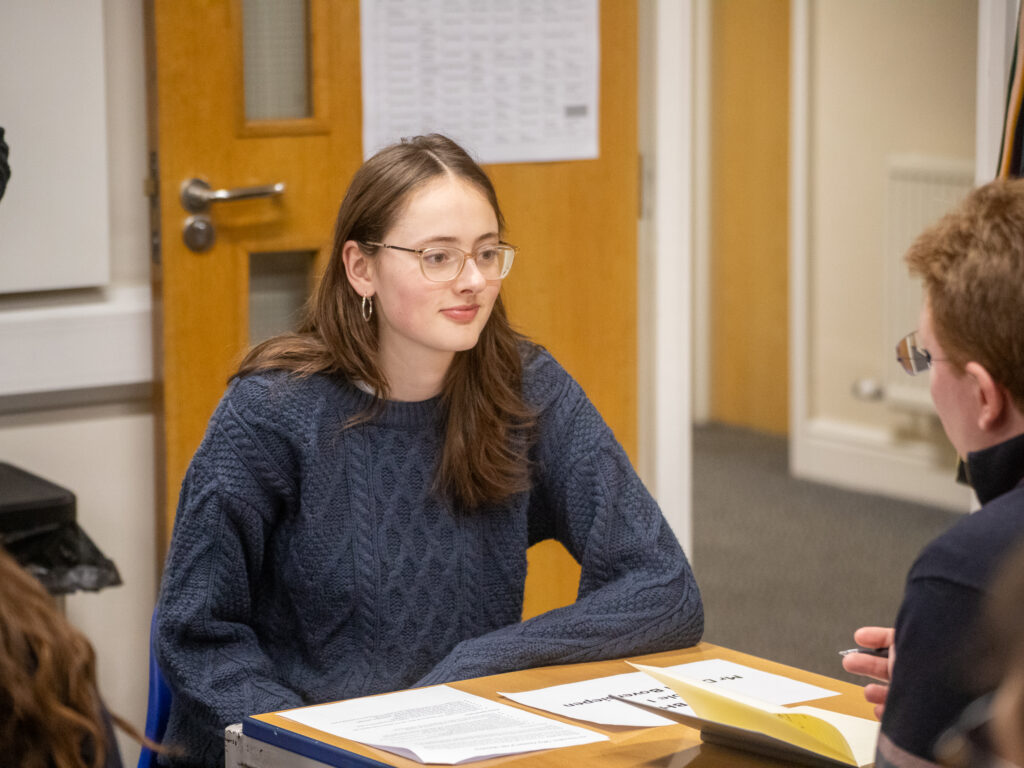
[{"left": 379, "top": 345, "right": 453, "bottom": 402}]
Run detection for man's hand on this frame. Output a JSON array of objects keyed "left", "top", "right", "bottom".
[{"left": 841, "top": 626, "right": 895, "bottom": 719}]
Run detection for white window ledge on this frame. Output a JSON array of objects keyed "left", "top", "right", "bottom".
[{"left": 0, "top": 283, "right": 153, "bottom": 398}]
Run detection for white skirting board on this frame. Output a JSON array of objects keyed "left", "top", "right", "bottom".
[{"left": 791, "top": 418, "right": 973, "bottom": 513}]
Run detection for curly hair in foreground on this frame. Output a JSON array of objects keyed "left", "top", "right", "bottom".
[{"left": 0, "top": 546, "right": 129, "bottom": 768}]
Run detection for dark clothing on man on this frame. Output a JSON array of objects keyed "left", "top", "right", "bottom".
[{"left": 876, "top": 432, "right": 1024, "bottom": 767}]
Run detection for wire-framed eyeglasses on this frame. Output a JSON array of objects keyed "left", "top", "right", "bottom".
[
  {"left": 896, "top": 330, "right": 944, "bottom": 375},
  {"left": 363, "top": 241, "right": 516, "bottom": 283}
]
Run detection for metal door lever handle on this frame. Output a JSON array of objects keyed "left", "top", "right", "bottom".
[{"left": 180, "top": 178, "right": 285, "bottom": 213}]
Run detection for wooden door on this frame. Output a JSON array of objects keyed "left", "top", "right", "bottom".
[
  {"left": 149, "top": 0, "right": 637, "bottom": 619},
  {"left": 710, "top": 0, "right": 789, "bottom": 434}
]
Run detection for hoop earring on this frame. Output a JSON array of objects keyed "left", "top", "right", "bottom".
[{"left": 361, "top": 295, "right": 373, "bottom": 322}]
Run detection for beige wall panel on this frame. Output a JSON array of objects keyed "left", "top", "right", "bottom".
[
  {"left": 810, "top": 1, "right": 976, "bottom": 428},
  {"left": 0, "top": 402, "right": 157, "bottom": 766}
]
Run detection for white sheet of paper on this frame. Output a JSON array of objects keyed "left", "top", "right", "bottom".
[
  {"left": 499, "top": 659, "right": 839, "bottom": 729},
  {"left": 668, "top": 659, "right": 839, "bottom": 706},
  {"left": 277, "top": 685, "right": 607, "bottom": 765},
  {"left": 500, "top": 671, "right": 688, "bottom": 727},
  {"left": 360, "top": 0, "right": 599, "bottom": 164}
]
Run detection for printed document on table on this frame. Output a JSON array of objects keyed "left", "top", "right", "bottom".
[
  {"left": 277, "top": 685, "right": 607, "bottom": 764},
  {"left": 501, "top": 671, "right": 687, "bottom": 727},
  {"left": 360, "top": 0, "right": 599, "bottom": 164},
  {"left": 669, "top": 659, "right": 840, "bottom": 705},
  {"left": 499, "top": 659, "right": 839, "bottom": 728}
]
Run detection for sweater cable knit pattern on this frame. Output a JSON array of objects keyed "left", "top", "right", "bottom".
[{"left": 155, "top": 346, "right": 703, "bottom": 767}]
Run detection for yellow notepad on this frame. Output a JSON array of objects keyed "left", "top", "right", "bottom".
[{"left": 626, "top": 662, "right": 878, "bottom": 768}]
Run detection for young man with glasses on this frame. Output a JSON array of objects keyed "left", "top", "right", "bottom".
[{"left": 843, "top": 179, "right": 1024, "bottom": 767}]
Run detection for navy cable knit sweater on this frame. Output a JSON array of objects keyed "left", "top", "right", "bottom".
[{"left": 155, "top": 346, "right": 703, "bottom": 767}]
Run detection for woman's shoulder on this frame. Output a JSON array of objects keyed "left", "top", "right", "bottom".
[
  {"left": 228, "top": 367, "right": 338, "bottom": 400},
  {"left": 195, "top": 371, "right": 362, "bottom": 486},
  {"left": 225, "top": 368, "right": 325, "bottom": 409},
  {"left": 217, "top": 369, "right": 364, "bottom": 432},
  {"left": 520, "top": 343, "right": 585, "bottom": 409}
]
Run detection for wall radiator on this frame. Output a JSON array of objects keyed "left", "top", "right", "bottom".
[{"left": 882, "top": 155, "right": 974, "bottom": 411}]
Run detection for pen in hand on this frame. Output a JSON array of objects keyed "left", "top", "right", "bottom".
[{"left": 839, "top": 647, "right": 889, "bottom": 659}]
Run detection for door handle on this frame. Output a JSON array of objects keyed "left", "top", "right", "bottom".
[{"left": 180, "top": 177, "right": 285, "bottom": 213}]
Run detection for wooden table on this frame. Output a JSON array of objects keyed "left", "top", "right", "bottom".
[{"left": 225, "top": 642, "right": 877, "bottom": 767}]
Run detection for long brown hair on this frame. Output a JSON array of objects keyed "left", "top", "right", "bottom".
[
  {"left": 237, "top": 134, "right": 535, "bottom": 509},
  {"left": 0, "top": 547, "right": 132, "bottom": 768}
]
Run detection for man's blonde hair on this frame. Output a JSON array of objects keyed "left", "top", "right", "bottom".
[{"left": 905, "top": 178, "right": 1024, "bottom": 412}]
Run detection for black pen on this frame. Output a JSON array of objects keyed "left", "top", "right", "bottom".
[{"left": 839, "top": 647, "right": 889, "bottom": 658}]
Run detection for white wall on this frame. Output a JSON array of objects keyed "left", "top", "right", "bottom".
[
  {"left": 0, "top": 1, "right": 111, "bottom": 293},
  {"left": 810, "top": 0, "right": 977, "bottom": 431},
  {"left": 0, "top": 2, "right": 155, "bottom": 764},
  {"left": 790, "top": 0, "right": 981, "bottom": 511}
]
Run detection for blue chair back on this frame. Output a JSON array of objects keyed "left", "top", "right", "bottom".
[{"left": 137, "top": 610, "right": 171, "bottom": 768}]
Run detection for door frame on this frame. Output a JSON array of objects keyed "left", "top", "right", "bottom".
[
  {"left": 637, "top": 0, "right": 696, "bottom": 556},
  {"left": 786, "top": 0, "right": 1011, "bottom": 511}
]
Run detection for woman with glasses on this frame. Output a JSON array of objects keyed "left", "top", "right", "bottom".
[{"left": 154, "top": 134, "right": 703, "bottom": 767}]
